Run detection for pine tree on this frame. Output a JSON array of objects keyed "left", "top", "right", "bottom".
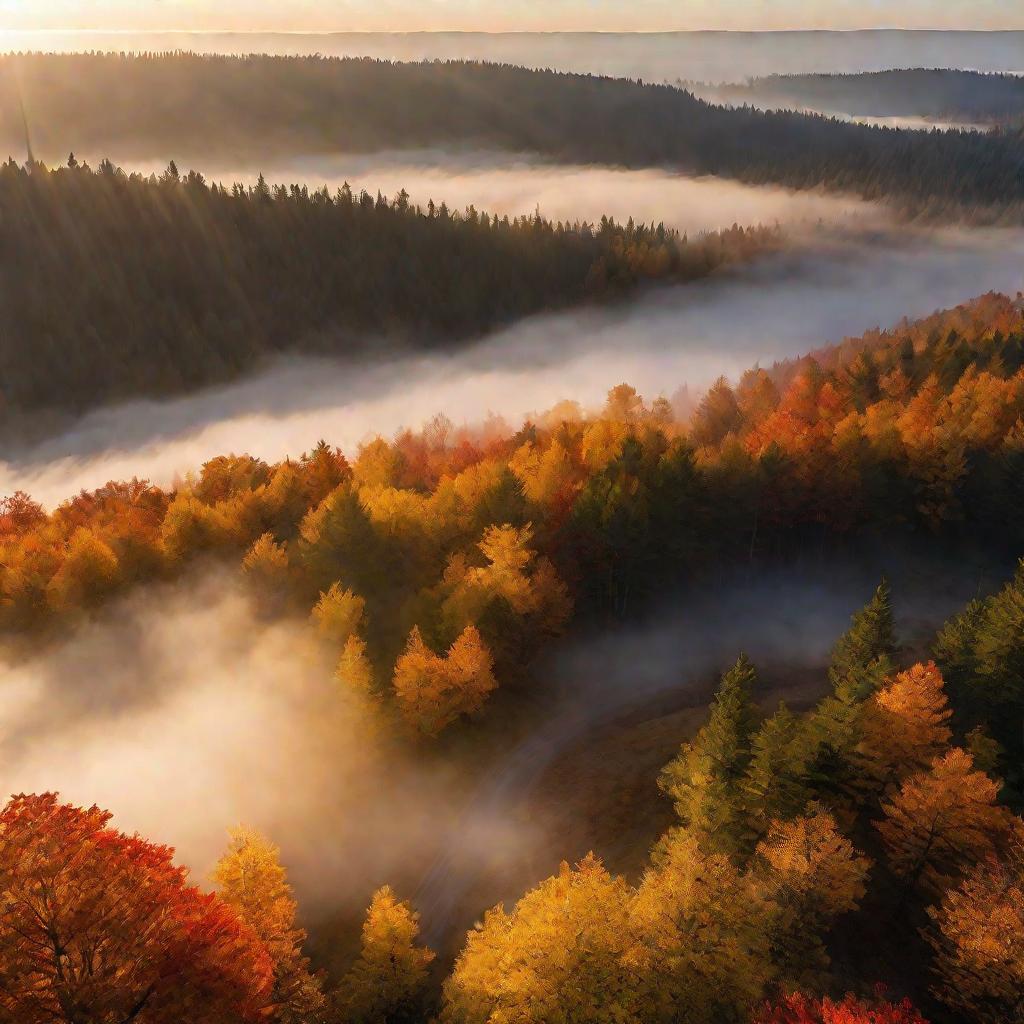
[
  {"left": 828, "top": 579, "right": 897, "bottom": 703},
  {"left": 212, "top": 828, "right": 327, "bottom": 1024},
  {"left": 341, "top": 887, "right": 434, "bottom": 1024},
  {"left": 659, "top": 654, "right": 759, "bottom": 854},
  {"left": 743, "top": 703, "right": 813, "bottom": 838}
]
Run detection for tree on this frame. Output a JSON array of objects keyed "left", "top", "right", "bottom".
[
  {"left": 752, "top": 807, "right": 870, "bottom": 985},
  {"left": 46, "top": 527, "right": 120, "bottom": 611},
  {"left": 927, "top": 822, "right": 1024, "bottom": 1024},
  {"left": 659, "top": 654, "right": 759, "bottom": 854},
  {"left": 828, "top": 580, "right": 897, "bottom": 703},
  {"left": 242, "top": 532, "right": 292, "bottom": 606},
  {"left": 441, "top": 854, "right": 638, "bottom": 1024},
  {"left": 632, "top": 828, "right": 775, "bottom": 1023},
  {"left": 212, "top": 828, "right": 326, "bottom": 1024},
  {"left": 0, "top": 793, "right": 273, "bottom": 1024},
  {"left": 690, "top": 376, "right": 743, "bottom": 447},
  {"left": 337, "top": 634, "right": 375, "bottom": 695},
  {"left": 755, "top": 991, "right": 929, "bottom": 1024},
  {"left": 311, "top": 582, "right": 366, "bottom": 650},
  {"left": 392, "top": 625, "right": 497, "bottom": 735},
  {"left": 876, "top": 748, "right": 1012, "bottom": 895},
  {"left": 341, "top": 886, "right": 434, "bottom": 1024},
  {"left": 743, "top": 703, "right": 814, "bottom": 837},
  {"left": 854, "top": 662, "right": 952, "bottom": 797}
]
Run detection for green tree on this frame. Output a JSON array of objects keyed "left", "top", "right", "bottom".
[{"left": 659, "top": 654, "right": 759, "bottom": 854}]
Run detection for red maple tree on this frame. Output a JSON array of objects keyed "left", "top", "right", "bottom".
[{"left": 0, "top": 793, "right": 274, "bottom": 1024}]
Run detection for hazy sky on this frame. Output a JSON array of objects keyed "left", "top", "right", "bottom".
[{"left": 0, "top": 1, "right": 1020, "bottom": 33}]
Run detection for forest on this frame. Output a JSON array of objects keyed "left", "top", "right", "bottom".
[
  {"left": 3, "top": 291, "right": 1024, "bottom": 1022},
  {"left": 699, "top": 69, "right": 1024, "bottom": 126},
  {"left": 0, "top": 159, "right": 779, "bottom": 424},
  {"left": 4, "top": 54, "right": 1024, "bottom": 214}
]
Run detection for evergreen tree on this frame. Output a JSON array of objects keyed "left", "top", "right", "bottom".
[
  {"left": 659, "top": 654, "right": 759, "bottom": 854},
  {"left": 743, "top": 703, "right": 814, "bottom": 838},
  {"left": 828, "top": 579, "right": 897, "bottom": 704}
]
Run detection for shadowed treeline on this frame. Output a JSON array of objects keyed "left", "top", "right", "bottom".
[{"left": 3, "top": 54, "right": 1024, "bottom": 215}]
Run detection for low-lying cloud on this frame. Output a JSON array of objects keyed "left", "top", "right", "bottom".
[{"left": 4, "top": 222, "right": 1024, "bottom": 507}]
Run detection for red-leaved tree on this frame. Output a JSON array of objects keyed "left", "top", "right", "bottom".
[
  {"left": 0, "top": 792, "right": 274, "bottom": 1024},
  {"left": 756, "top": 990, "right": 929, "bottom": 1024}
]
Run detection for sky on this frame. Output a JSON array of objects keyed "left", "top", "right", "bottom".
[{"left": 0, "top": 0, "right": 1020, "bottom": 33}]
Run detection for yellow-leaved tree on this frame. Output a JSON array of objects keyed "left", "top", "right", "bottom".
[
  {"left": 927, "top": 820, "right": 1024, "bottom": 1024},
  {"left": 752, "top": 806, "right": 871, "bottom": 986},
  {"left": 46, "top": 527, "right": 120, "bottom": 611},
  {"left": 854, "top": 661, "right": 952, "bottom": 798},
  {"left": 631, "top": 827, "right": 775, "bottom": 1023},
  {"left": 441, "top": 854, "right": 639, "bottom": 1024},
  {"left": 311, "top": 582, "right": 366, "bottom": 650},
  {"left": 212, "top": 828, "right": 327, "bottom": 1024},
  {"left": 340, "top": 886, "right": 434, "bottom": 1024},
  {"left": 392, "top": 625, "right": 496, "bottom": 735}
]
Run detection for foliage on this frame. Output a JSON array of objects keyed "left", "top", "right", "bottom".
[
  {"left": 341, "top": 886, "right": 435, "bottom": 1024},
  {"left": 927, "top": 822, "right": 1024, "bottom": 1024},
  {"left": 212, "top": 828, "right": 327, "bottom": 1024},
  {"left": 0, "top": 793, "right": 274, "bottom": 1024}
]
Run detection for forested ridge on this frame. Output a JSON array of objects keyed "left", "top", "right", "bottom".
[
  {"left": 4, "top": 294, "right": 1024, "bottom": 1021},
  {"left": 4, "top": 53, "right": 1024, "bottom": 214},
  {"left": 701, "top": 69, "right": 1024, "bottom": 126},
  {"left": 0, "top": 159, "right": 778, "bottom": 421}
]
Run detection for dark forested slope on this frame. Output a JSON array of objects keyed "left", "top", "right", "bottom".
[
  {"left": 0, "top": 159, "right": 777, "bottom": 420},
  {"left": 701, "top": 68, "right": 1024, "bottom": 126},
  {"left": 4, "top": 54, "right": 1024, "bottom": 214}
]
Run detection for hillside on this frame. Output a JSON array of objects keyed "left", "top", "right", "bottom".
[{"left": 4, "top": 54, "right": 1024, "bottom": 214}]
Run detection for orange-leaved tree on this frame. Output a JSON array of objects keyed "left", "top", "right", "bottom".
[{"left": 0, "top": 793, "right": 274, "bottom": 1024}]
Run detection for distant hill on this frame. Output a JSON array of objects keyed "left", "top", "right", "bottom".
[
  {"left": 699, "top": 68, "right": 1024, "bottom": 127},
  {"left": 3, "top": 54, "right": 1024, "bottom": 217}
]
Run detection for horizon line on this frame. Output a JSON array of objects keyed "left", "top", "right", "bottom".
[{"left": 3, "top": 27, "right": 1024, "bottom": 37}]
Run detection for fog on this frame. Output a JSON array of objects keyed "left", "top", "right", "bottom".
[
  {"left": 4, "top": 223, "right": 1024, "bottom": 508},
  {"left": 112, "top": 151, "right": 879, "bottom": 236},
  {"left": 0, "top": 548, "right": 1000, "bottom": 949},
  {"left": 3, "top": 30, "right": 1023, "bottom": 83}
]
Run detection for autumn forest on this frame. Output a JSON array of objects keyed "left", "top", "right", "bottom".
[{"left": 2, "top": 25, "right": 1024, "bottom": 1024}]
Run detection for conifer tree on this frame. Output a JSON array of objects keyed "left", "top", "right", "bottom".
[
  {"left": 828, "top": 579, "right": 897, "bottom": 704},
  {"left": 311, "top": 582, "right": 366, "bottom": 650},
  {"left": 659, "top": 654, "right": 759, "bottom": 854},
  {"left": 743, "top": 703, "right": 813, "bottom": 838},
  {"left": 212, "top": 828, "right": 327, "bottom": 1024},
  {"left": 337, "top": 634, "right": 375, "bottom": 695},
  {"left": 341, "top": 886, "right": 434, "bottom": 1024},
  {"left": 392, "top": 624, "right": 497, "bottom": 735}
]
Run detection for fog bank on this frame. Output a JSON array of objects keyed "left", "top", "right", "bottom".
[
  {"left": 4, "top": 225, "right": 1024, "bottom": 507},
  {"left": 0, "top": 552, "right": 1001, "bottom": 947},
  {"left": 108, "top": 152, "right": 882, "bottom": 237}
]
